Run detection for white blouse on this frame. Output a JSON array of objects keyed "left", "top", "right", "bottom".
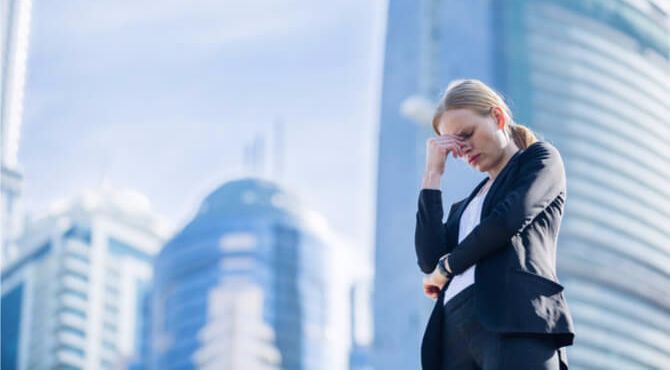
[{"left": 443, "top": 181, "right": 491, "bottom": 305}]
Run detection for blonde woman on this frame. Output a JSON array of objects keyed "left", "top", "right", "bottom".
[{"left": 415, "top": 79, "right": 575, "bottom": 370}]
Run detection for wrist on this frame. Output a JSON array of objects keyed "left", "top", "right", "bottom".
[
  {"left": 422, "top": 171, "right": 442, "bottom": 189},
  {"left": 437, "top": 254, "right": 453, "bottom": 278}
]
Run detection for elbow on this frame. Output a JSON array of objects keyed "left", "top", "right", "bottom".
[
  {"left": 415, "top": 244, "right": 437, "bottom": 274},
  {"left": 415, "top": 233, "right": 451, "bottom": 274},
  {"left": 415, "top": 235, "right": 438, "bottom": 274},
  {"left": 418, "top": 260, "right": 434, "bottom": 274}
]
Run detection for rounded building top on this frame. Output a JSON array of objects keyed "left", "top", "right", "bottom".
[
  {"left": 196, "top": 177, "right": 301, "bottom": 219},
  {"left": 157, "top": 178, "right": 317, "bottom": 263}
]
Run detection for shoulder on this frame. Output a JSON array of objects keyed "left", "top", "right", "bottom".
[
  {"left": 518, "top": 140, "right": 563, "bottom": 166},
  {"left": 521, "top": 140, "right": 559, "bottom": 157},
  {"left": 516, "top": 141, "right": 566, "bottom": 188}
]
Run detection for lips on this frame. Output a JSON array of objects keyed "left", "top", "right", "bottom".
[{"left": 468, "top": 154, "right": 480, "bottom": 165}]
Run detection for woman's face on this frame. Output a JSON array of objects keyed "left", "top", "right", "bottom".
[{"left": 436, "top": 107, "right": 508, "bottom": 173}]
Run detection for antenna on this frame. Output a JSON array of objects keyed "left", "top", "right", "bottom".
[
  {"left": 273, "top": 118, "right": 284, "bottom": 183},
  {"left": 255, "top": 134, "right": 265, "bottom": 177}
]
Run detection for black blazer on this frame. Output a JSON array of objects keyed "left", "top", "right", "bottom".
[{"left": 415, "top": 141, "right": 575, "bottom": 370}]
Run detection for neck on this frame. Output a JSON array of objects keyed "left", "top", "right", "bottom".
[{"left": 486, "top": 143, "right": 520, "bottom": 181}]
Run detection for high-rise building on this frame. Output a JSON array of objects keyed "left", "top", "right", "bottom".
[
  {"left": 373, "top": 0, "right": 670, "bottom": 369},
  {"left": 145, "top": 178, "right": 354, "bottom": 370},
  {"left": 1, "top": 0, "right": 32, "bottom": 264},
  {"left": 348, "top": 282, "right": 373, "bottom": 370},
  {"left": 520, "top": 1, "right": 670, "bottom": 368},
  {"left": 0, "top": 187, "right": 170, "bottom": 370},
  {"left": 373, "top": 1, "right": 493, "bottom": 369}
]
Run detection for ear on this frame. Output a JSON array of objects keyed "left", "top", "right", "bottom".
[{"left": 491, "top": 106, "right": 505, "bottom": 129}]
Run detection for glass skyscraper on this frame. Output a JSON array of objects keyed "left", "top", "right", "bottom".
[
  {"left": 373, "top": 0, "right": 669, "bottom": 369},
  {"left": 0, "top": 187, "right": 169, "bottom": 370},
  {"left": 520, "top": 1, "right": 670, "bottom": 368},
  {"left": 145, "top": 178, "right": 352, "bottom": 370},
  {"left": 373, "top": 1, "right": 495, "bottom": 369}
]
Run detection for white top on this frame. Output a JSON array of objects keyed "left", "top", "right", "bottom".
[{"left": 443, "top": 180, "right": 491, "bottom": 305}]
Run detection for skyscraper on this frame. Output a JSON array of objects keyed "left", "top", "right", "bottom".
[
  {"left": 373, "top": 1, "right": 493, "bottom": 368},
  {"left": 373, "top": 0, "right": 670, "bottom": 369},
  {"left": 348, "top": 282, "right": 373, "bottom": 370},
  {"left": 0, "top": 187, "right": 169, "bottom": 370},
  {"left": 146, "top": 178, "right": 354, "bottom": 370},
  {"left": 519, "top": 1, "right": 670, "bottom": 368},
  {"left": 1, "top": 0, "right": 32, "bottom": 264}
]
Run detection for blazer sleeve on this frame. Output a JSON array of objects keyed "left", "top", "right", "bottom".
[
  {"left": 414, "top": 189, "right": 461, "bottom": 274},
  {"left": 447, "top": 141, "right": 566, "bottom": 275}
]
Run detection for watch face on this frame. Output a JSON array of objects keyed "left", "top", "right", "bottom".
[
  {"left": 438, "top": 257, "right": 452, "bottom": 277},
  {"left": 438, "top": 258, "right": 448, "bottom": 276}
]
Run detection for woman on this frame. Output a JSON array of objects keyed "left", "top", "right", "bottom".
[{"left": 415, "top": 79, "right": 575, "bottom": 370}]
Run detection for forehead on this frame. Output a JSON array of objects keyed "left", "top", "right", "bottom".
[{"left": 437, "top": 109, "right": 482, "bottom": 136}]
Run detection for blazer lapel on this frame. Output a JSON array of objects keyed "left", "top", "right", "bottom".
[
  {"left": 481, "top": 148, "right": 524, "bottom": 218},
  {"left": 452, "top": 178, "right": 489, "bottom": 242},
  {"left": 451, "top": 148, "right": 525, "bottom": 247}
]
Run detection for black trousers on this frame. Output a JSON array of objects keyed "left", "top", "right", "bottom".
[{"left": 441, "top": 285, "right": 565, "bottom": 370}]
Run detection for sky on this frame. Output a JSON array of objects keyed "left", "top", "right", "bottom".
[{"left": 20, "top": 0, "right": 388, "bottom": 263}]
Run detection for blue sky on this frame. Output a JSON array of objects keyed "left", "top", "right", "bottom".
[{"left": 20, "top": 0, "right": 387, "bottom": 257}]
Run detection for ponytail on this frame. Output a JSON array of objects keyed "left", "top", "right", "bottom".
[{"left": 508, "top": 122, "right": 538, "bottom": 149}]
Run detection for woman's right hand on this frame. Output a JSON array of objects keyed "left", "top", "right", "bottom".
[
  {"left": 424, "top": 135, "right": 465, "bottom": 177},
  {"left": 425, "top": 136, "right": 465, "bottom": 175}
]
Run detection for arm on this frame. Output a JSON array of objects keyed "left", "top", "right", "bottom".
[
  {"left": 416, "top": 136, "right": 466, "bottom": 274},
  {"left": 415, "top": 189, "right": 460, "bottom": 274},
  {"left": 447, "top": 142, "right": 566, "bottom": 275}
]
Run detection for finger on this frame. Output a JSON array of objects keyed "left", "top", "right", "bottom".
[
  {"left": 436, "top": 145, "right": 456, "bottom": 159},
  {"left": 450, "top": 145, "right": 462, "bottom": 158},
  {"left": 437, "top": 133, "right": 463, "bottom": 140},
  {"left": 434, "top": 136, "right": 463, "bottom": 145},
  {"left": 424, "top": 287, "right": 438, "bottom": 299},
  {"left": 449, "top": 145, "right": 459, "bottom": 157},
  {"left": 433, "top": 141, "right": 461, "bottom": 153},
  {"left": 434, "top": 134, "right": 457, "bottom": 140},
  {"left": 457, "top": 144, "right": 466, "bottom": 157}
]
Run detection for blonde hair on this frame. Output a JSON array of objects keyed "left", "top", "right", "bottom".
[{"left": 431, "top": 79, "right": 537, "bottom": 149}]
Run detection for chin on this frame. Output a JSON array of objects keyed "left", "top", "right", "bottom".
[{"left": 475, "top": 162, "right": 491, "bottom": 173}]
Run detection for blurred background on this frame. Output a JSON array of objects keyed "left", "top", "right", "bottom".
[{"left": 1, "top": 0, "right": 668, "bottom": 369}]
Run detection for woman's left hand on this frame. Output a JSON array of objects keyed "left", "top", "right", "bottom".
[{"left": 423, "top": 269, "right": 449, "bottom": 300}]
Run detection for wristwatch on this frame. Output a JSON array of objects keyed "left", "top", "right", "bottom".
[{"left": 437, "top": 254, "right": 454, "bottom": 278}]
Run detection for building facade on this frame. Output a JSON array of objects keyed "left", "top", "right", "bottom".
[
  {"left": 1, "top": 187, "right": 169, "bottom": 370},
  {"left": 1, "top": 0, "right": 32, "bottom": 264},
  {"left": 519, "top": 1, "right": 670, "bottom": 368},
  {"left": 373, "top": 1, "right": 495, "bottom": 369},
  {"left": 373, "top": 0, "right": 670, "bottom": 369},
  {"left": 145, "top": 178, "right": 353, "bottom": 370}
]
